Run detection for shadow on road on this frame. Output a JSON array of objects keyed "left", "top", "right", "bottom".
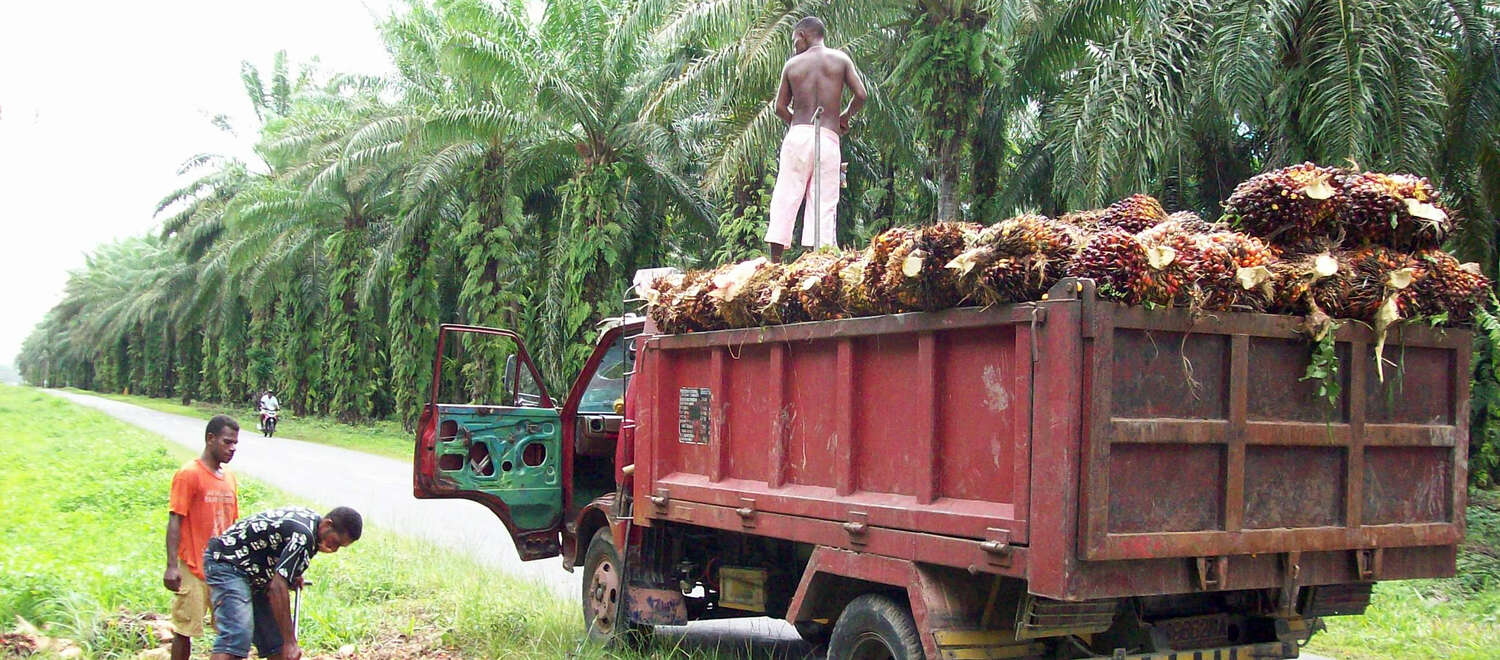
[{"left": 649, "top": 618, "right": 821, "bottom": 659}]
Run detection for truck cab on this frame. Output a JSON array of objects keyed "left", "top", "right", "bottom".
[{"left": 412, "top": 319, "right": 641, "bottom": 564}]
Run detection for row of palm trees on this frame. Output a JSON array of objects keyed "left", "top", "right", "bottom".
[{"left": 18, "top": 0, "right": 1500, "bottom": 439}]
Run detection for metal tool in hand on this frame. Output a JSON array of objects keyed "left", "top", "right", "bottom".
[
  {"left": 811, "top": 105, "right": 826, "bottom": 250},
  {"left": 293, "top": 586, "right": 302, "bottom": 637}
]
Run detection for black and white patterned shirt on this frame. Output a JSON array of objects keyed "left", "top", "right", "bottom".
[{"left": 206, "top": 507, "right": 321, "bottom": 589}]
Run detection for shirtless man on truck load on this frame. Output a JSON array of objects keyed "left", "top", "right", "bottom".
[{"left": 764, "top": 16, "right": 867, "bottom": 263}]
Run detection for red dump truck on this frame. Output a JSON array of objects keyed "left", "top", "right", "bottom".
[{"left": 413, "top": 278, "right": 1468, "bottom": 659}]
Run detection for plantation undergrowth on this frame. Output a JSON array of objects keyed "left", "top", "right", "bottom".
[
  {"left": 1307, "top": 489, "right": 1500, "bottom": 659},
  {"left": 0, "top": 386, "right": 741, "bottom": 659}
]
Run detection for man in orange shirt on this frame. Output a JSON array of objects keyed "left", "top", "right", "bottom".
[{"left": 164, "top": 415, "right": 241, "bottom": 660}]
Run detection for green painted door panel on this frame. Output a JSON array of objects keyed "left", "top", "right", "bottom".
[{"left": 432, "top": 404, "right": 562, "bottom": 530}]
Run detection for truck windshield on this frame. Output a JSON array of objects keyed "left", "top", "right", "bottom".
[{"left": 577, "top": 341, "right": 625, "bottom": 413}]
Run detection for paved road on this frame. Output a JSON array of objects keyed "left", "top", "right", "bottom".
[
  {"left": 51, "top": 391, "right": 1335, "bottom": 660},
  {"left": 49, "top": 390, "right": 814, "bottom": 659}
]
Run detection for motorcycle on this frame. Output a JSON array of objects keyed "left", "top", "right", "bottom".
[{"left": 260, "top": 408, "right": 279, "bottom": 438}]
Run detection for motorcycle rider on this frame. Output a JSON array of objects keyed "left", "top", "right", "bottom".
[{"left": 257, "top": 390, "right": 280, "bottom": 433}]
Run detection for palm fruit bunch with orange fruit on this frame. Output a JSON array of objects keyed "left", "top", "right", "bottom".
[
  {"left": 881, "top": 222, "right": 980, "bottom": 311},
  {"left": 964, "top": 255, "right": 1059, "bottom": 305},
  {"left": 1269, "top": 250, "right": 1352, "bottom": 318},
  {"left": 1096, "top": 194, "right": 1168, "bottom": 233},
  {"left": 1189, "top": 231, "right": 1277, "bottom": 311},
  {"left": 1406, "top": 250, "right": 1490, "bottom": 323},
  {"left": 1069, "top": 228, "right": 1151, "bottom": 302},
  {"left": 1339, "top": 171, "right": 1453, "bottom": 251},
  {"left": 1222, "top": 162, "right": 1344, "bottom": 247},
  {"left": 837, "top": 251, "right": 883, "bottom": 318},
  {"left": 1130, "top": 221, "right": 1203, "bottom": 306}
]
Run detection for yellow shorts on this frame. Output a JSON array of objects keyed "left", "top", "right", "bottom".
[{"left": 171, "top": 569, "right": 212, "bottom": 637}]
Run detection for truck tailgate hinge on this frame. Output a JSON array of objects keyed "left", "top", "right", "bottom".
[{"left": 981, "top": 528, "right": 1013, "bottom": 567}]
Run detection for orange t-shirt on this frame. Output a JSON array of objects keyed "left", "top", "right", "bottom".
[{"left": 168, "top": 459, "right": 239, "bottom": 580}]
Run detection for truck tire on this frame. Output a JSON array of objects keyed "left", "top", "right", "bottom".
[
  {"left": 826, "top": 593, "right": 925, "bottom": 660},
  {"left": 794, "top": 619, "right": 832, "bottom": 647},
  {"left": 581, "top": 528, "right": 651, "bottom": 647}
]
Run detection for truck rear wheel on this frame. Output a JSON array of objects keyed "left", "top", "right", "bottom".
[
  {"left": 581, "top": 528, "right": 651, "bottom": 647},
  {"left": 826, "top": 593, "right": 925, "bottom": 660}
]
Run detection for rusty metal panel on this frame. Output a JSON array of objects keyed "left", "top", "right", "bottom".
[
  {"left": 724, "top": 343, "right": 773, "bottom": 483},
  {"left": 1247, "top": 337, "right": 1351, "bottom": 423},
  {"left": 1363, "top": 446, "right": 1454, "bottom": 524},
  {"left": 1242, "top": 446, "right": 1346, "bottom": 528},
  {"left": 1079, "top": 299, "right": 1468, "bottom": 566},
  {"left": 1110, "top": 329, "right": 1229, "bottom": 419},
  {"left": 1106, "top": 444, "right": 1225, "bottom": 533}
]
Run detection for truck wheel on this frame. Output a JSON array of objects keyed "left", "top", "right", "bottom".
[
  {"left": 581, "top": 528, "right": 651, "bottom": 647},
  {"left": 826, "top": 594, "right": 925, "bottom": 660},
  {"left": 794, "top": 619, "right": 832, "bottom": 646}
]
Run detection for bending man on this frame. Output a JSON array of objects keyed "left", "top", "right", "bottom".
[
  {"left": 765, "top": 15, "right": 868, "bottom": 262},
  {"left": 204, "top": 506, "right": 362, "bottom": 660}
]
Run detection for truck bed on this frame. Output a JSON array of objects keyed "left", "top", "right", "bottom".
[{"left": 628, "top": 279, "right": 1467, "bottom": 601}]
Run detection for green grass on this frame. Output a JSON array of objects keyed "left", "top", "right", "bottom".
[
  {"left": 1307, "top": 490, "right": 1500, "bottom": 659},
  {"left": 1, "top": 385, "right": 733, "bottom": 659},
  {"left": 63, "top": 388, "right": 413, "bottom": 461}
]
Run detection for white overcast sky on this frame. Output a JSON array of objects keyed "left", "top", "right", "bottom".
[{"left": 0, "top": 0, "right": 400, "bottom": 367}]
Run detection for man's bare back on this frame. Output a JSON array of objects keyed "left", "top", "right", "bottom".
[{"left": 774, "top": 28, "right": 866, "bottom": 134}]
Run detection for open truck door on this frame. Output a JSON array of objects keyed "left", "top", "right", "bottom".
[{"left": 413, "top": 324, "right": 563, "bottom": 560}]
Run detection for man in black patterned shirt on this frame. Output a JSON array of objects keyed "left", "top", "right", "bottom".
[{"left": 203, "top": 506, "right": 362, "bottom": 660}]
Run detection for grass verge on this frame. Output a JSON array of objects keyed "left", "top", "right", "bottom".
[
  {"left": 1, "top": 386, "right": 732, "bottom": 659},
  {"left": 1307, "top": 489, "right": 1500, "bottom": 659},
  {"left": 63, "top": 388, "right": 412, "bottom": 461}
]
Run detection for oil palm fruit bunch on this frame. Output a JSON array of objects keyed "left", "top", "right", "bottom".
[
  {"left": 643, "top": 271, "right": 688, "bottom": 332},
  {"left": 949, "top": 215, "right": 1083, "bottom": 304},
  {"left": 1097, "top": 194, "right": 1168, "bottom": 233},
  {"left": 1131, "top": 222, "right": 1201, "bottom": 306},
  {"left": 838, "top": 252, "right": 882, "bottom": 318},
  {"left": 1406, "top": 250, "right": 1490, "bottom": 322},
  {"left": 1192, "top": 231, "right": 1277, "bottom": 311},
  {"left": 883, "top": 222, "right": 978, "bottom": 311},
  {"left": 1339, "top": 171, "right": 1453, "bottom": 251},
  {"left": 1167, "top": 211, "right": 1223, "bottom": 234},
  {"left": 979, "top": 214, "right": 1083, "bottom": 256},
  {"left": 791, "top": 251, "right": 849, "bottom": 321},
  {"left": 759, "top": 257, "right": 815, "bottom": 325},
  {"left": 966, "top": 254, "right": 1061, "bottom": 305},
  {"left": 710, "top": 258, "right": 782, "bottom": 328},
  {"left": 1223, "top": 162, "right": 1344, "bottom": 246},
  {"left": 1342, "top": 246, "right": 1419, "bottom": 323},
  {"left": 1270, "top": 250, "right": 1352, "bottom": 318},
  {"left": 647, "top": 269, "right": 724, "bottom": 333},
  {"left": 1059, "top": 208, "right": 1107, "bottom": 230},
  {"left": 1069, "top": 228, "right": 1150, "bottom": 302},
  {"left": 1063, "top": 208, "right": 1107, "bottom": 227}
]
